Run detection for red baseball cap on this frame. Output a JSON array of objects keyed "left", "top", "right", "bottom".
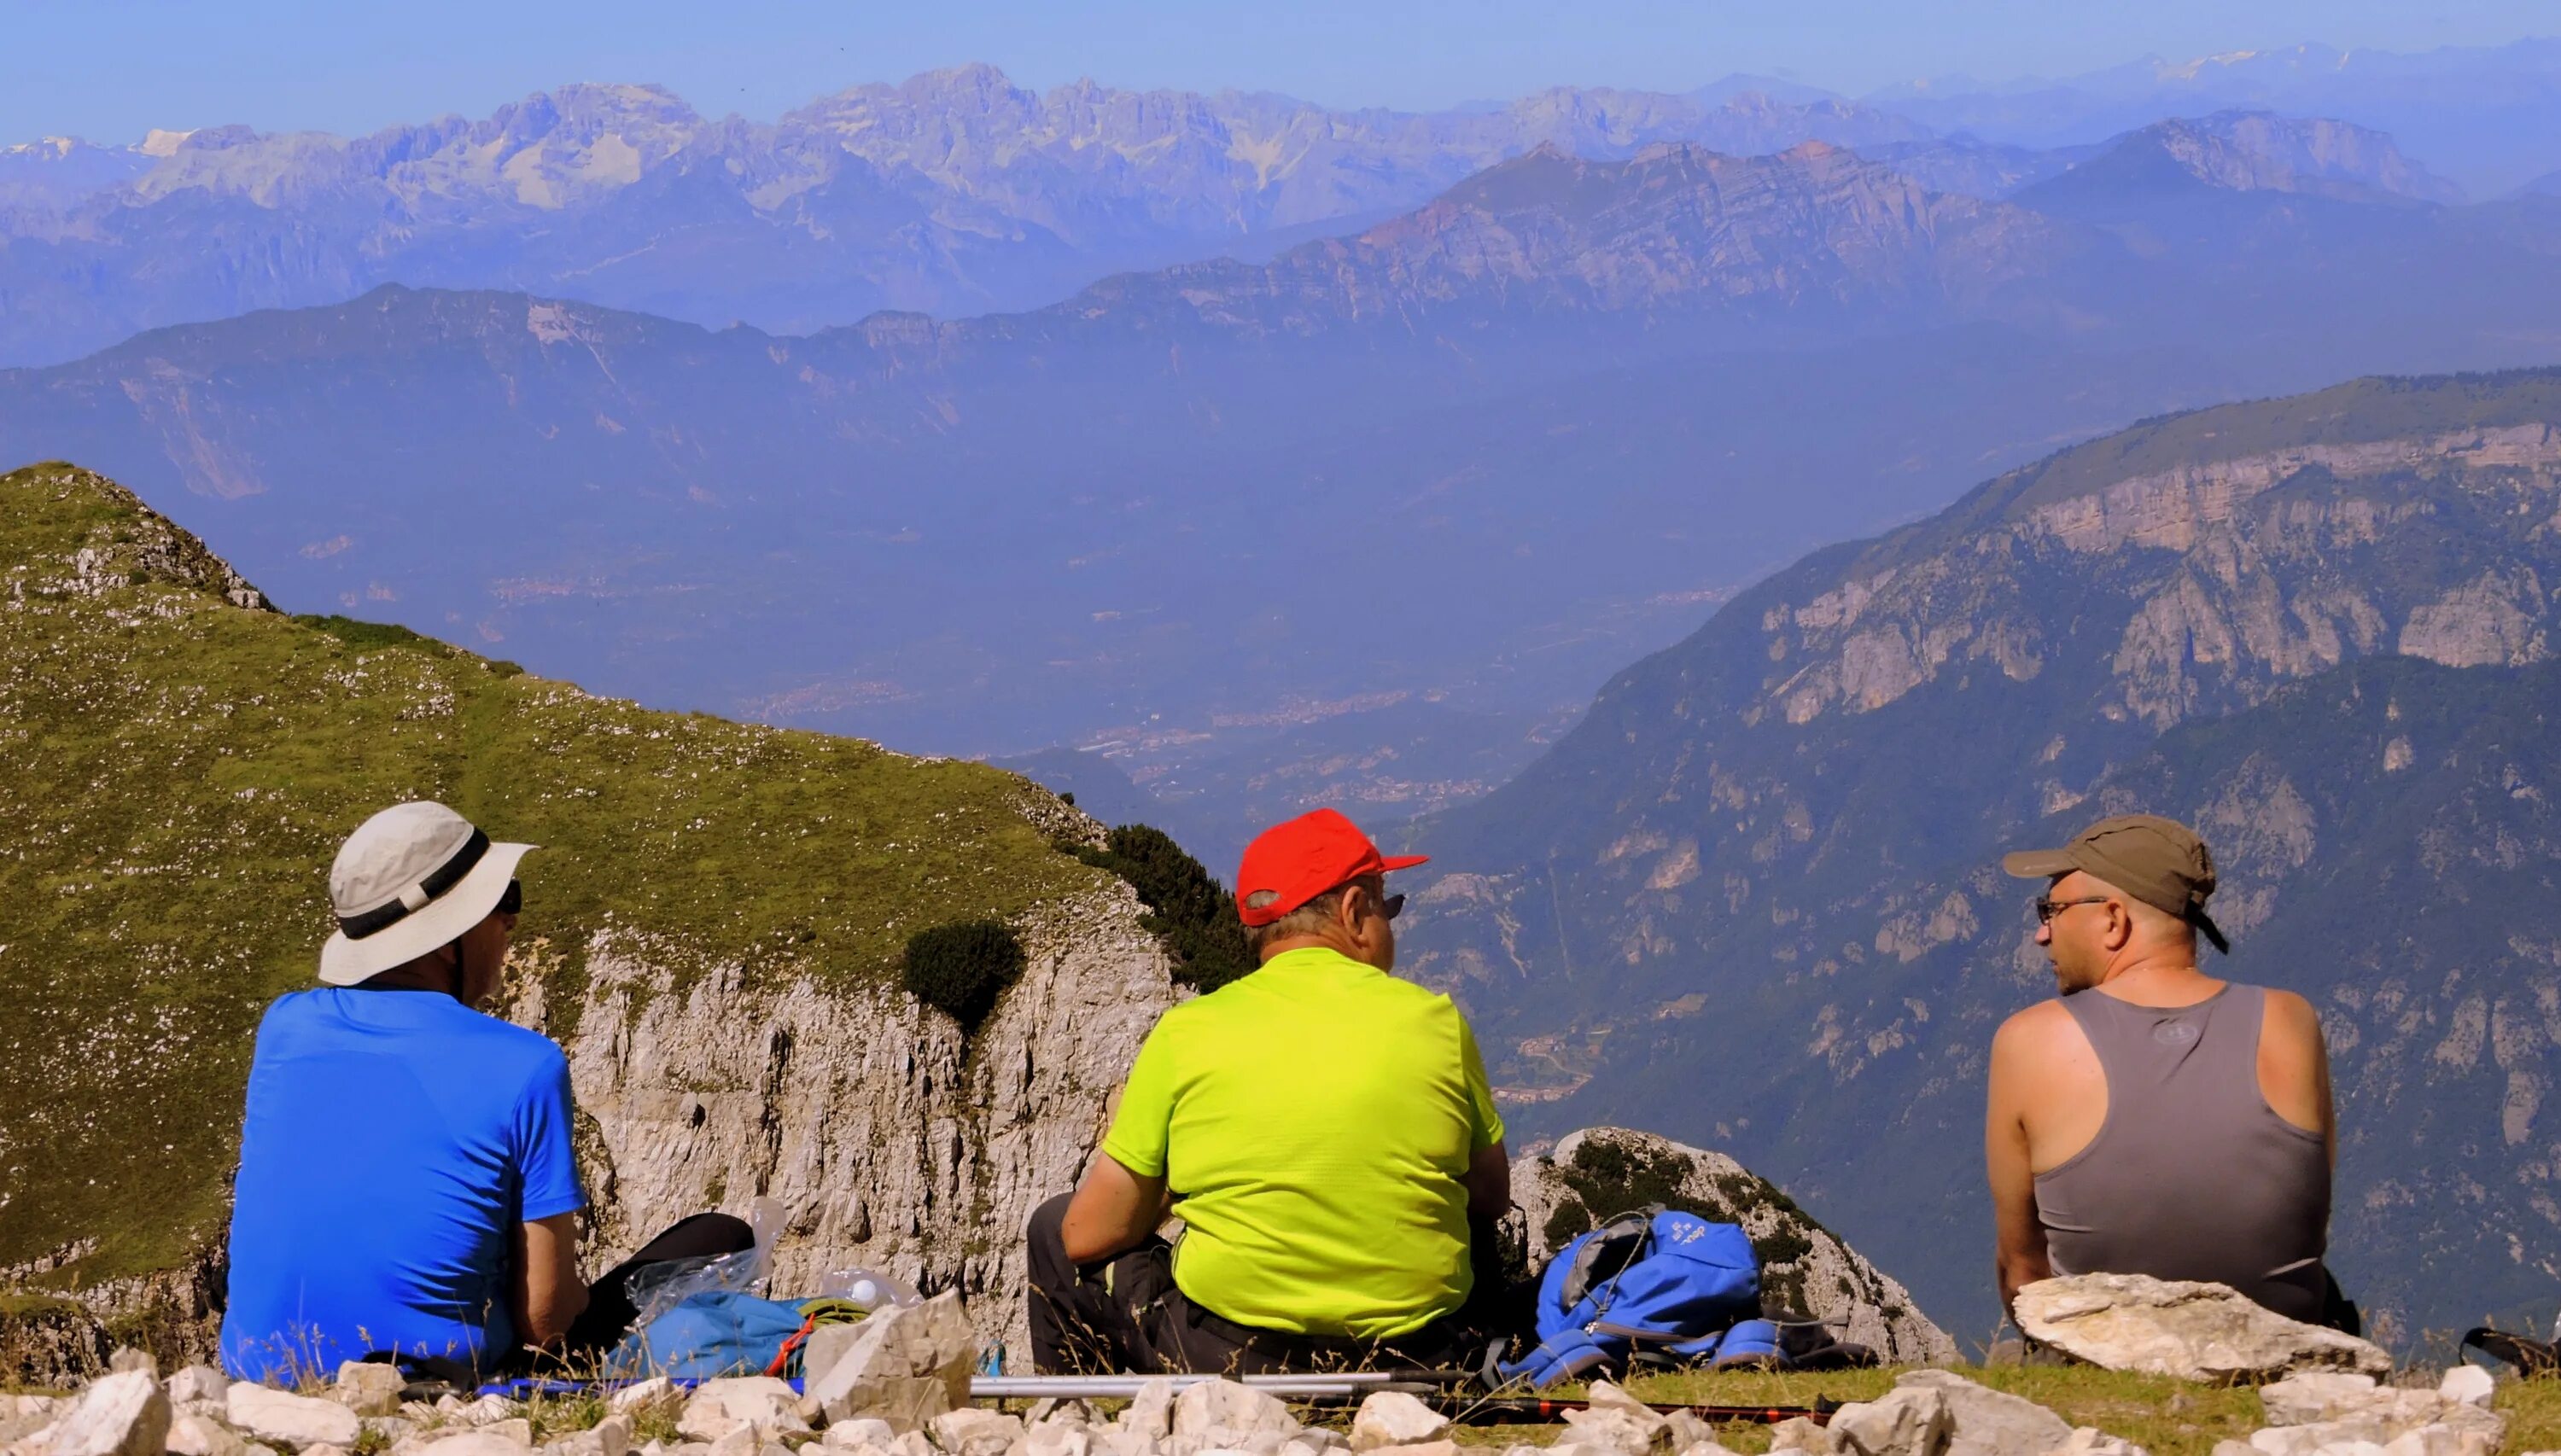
[{"left": 1234, "top": 808, "right": 1428, "bottom": 928}]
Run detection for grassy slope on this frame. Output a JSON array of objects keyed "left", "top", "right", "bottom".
[{"left": 0, "top": 463, "right": 1105, "bottom": 1286}]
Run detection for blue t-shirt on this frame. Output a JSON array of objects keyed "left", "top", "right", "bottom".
[{"left": 219, "top": 988, "right": 586, "bottom": 1380}]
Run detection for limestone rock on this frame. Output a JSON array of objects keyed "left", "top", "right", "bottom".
[
  {"left": 453, "top": 1398, "right": 522, "bottom": 1429},
  {"left": 1828, "top": 1387, "right": 1950, "bottom": 1456},
  {"left": 106, "top": 1350, "right": 155, "bottom": 1377},
  {"left": 1898, "top": 1371, "right": 2069, "bottom": 1456},
  {"left": 1351, "top": 1394, "right": 1449, "bottom": 1453},
  {"left": 1368, "top": 1443, "right": 1458, "bottom": 1456},
  {"left": 1121, "top": 1383, "right": 1175, "bottom": 1445},
  {"left": 166, "top": 1370, "right": 230, "bottom": 1406},
  {"left": 227, "top": 1384, "right": 364, "bottom": 1449},
  {"left": 2012, "top": 1275, "right": 2392, "bottom": 1381},
  {"left": 1768, "top": 1418, "right": 1834, "bottom": 1455},
  {"left": 610, "top": 1383, "right": 676, "bottom": 1415},
  {"left": 680, "top": 1379, "right": 808, "bottom": 1443},
  {"left": 824, "top": 1420, "right": 897, "bottom": 1451},
  {"left": 2437, "top": 1366, "right": 2494, "bottom": 1409},
  {"left": 2256, "top": 1370, "right": 2504, "bottom": 1450},
  {"left": 169, "top": 1414, "right": 250, "bottom": 1456},
  {"left": 333, "top": 1363, "right": 406, "bottom": 1418},
  {"left": 1170, "top": 1382, "right": 1297, "bottom": 1446},
  {"left": 929, "top": 1409, "right": 1024, "bottom": 1456},
  {"left": 416, "top": 1430, "right": 536, "bottom": 1456},
  {"left": 803, "top": 1294, "right": 977, "bottom": 1430},
  {"left": 1555, "top": 1406, "right": 1660, "bottom": 1456},
  {"left": 1510, "top": 1129, "right": 1954, "bottom": 1365},
  {"left": 2044, "top": 1431, "right": 2147, "bottom": 1456},
  {"left": 37, "top": 1372, "right": 169, "bottom": 1456},
  {"left": 544, "top": 1415, "right": 631, "bottom": 1456},
  {"left": 2260, "top": 1374, "right": 2383, "bottom": 1427},
  {"left": 1026, "top": 1423, "right": 1092, "bottom": 1456}
]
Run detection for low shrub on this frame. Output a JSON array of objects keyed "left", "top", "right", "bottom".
[
  {"left": 902, "top": 919, "right": 1027, "bottom": 1029},
  {"left": 1072, "top": 824, "right": 1255, "bottom": 993}
]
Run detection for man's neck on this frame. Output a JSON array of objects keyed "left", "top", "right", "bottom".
[{"left": 2092, "top": 952, "right": 2222, "bottom": 1007}]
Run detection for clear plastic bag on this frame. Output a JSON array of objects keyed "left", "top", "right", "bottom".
[{"left": 623, "top": 1196, "right": 789, "bottom": 1331}]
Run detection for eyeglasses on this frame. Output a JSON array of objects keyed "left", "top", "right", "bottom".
[
  {"left": 497, "top": 878, "right": 522, "bottom": 917},
  {"left": 2033, "top": 894, "right": 2107, "bottom": 925},
  {"left": 1379, "top": 893, "right": 1405, "bottom": 923}
]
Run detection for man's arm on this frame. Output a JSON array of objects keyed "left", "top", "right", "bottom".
[
  {"left": 1985, "top": 1012, "right": 2051, "bottom": 1319},
  {"left": 1060, "top": 1154, "right": 1170, "bottom": 1264},
  {"left": 1465, "top": 1140, "right": 1511, "bottom": 1219},
  {"left": 510, "top": 1211, "right": 588, "bottom": 1348},
  {"left": 2260, "top": 988, "right": 2337, "bottom": 1167}
]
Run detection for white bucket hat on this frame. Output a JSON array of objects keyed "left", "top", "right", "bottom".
[{"left": 318, "top": 801, "right": 537, "bottom": 986}]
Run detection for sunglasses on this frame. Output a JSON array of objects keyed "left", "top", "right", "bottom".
[
  {"left": 497, "top": 878, "right": 522, "bottom": 917},
  {"left": 1376, "top": 891, "right": 1405, "bottom": 922},
  {"left": 2033, "top": 894, "right": 2107, "bottom": 925}
]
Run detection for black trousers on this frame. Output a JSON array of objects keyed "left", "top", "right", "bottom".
[
  {"left": 560, "top": 1211, "right": 759, "bottom": 1354},
  {"left": 1024, "top": 1192, "right": 1492, "bottom": 1375}
]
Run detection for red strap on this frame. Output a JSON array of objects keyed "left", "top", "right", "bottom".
[{"left": 766, "top": 1313, "right": 820, "bottom": 1377}]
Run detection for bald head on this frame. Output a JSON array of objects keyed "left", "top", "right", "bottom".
[{"left": 2038, "top": 870, "right": 2195, "bottom": 992}]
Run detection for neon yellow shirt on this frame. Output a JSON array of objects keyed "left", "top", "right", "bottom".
[{"left": 1100, "top": 946, "right": 1507, "bottom": 1337}]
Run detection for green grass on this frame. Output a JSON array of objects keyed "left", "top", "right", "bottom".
[{"left": 0, "top": 463, "right": 1116, "bottom": 1289}]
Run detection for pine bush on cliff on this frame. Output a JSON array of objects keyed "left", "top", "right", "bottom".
[
  {"left": 1072, "top": 824, "right": 1255, "bottom": 993},
  {"left": 902, "top": 920, "right": 1027, "bottom": 1029}
]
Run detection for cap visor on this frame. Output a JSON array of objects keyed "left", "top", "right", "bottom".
[
  {"left": 2000, "top": 848, "right": 2076, "bottom": 879},
  {"left": 1380, "top": 853, "right": 1430, "bottom": 872},
  {"left": 318, "top": 842, "right": 535, "bottom": 986}
]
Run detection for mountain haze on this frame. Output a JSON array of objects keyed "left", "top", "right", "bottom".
[
  {"left": 1402, "top": 370, "right": 2561, "bottom": 1345},
  {"left": 0, "top": 67, "right": 1933, "bottom": 368}
]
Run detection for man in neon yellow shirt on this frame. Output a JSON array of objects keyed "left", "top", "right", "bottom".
[{"left": 1026, "top": 807, "right": 1512, "bottom": 1372}]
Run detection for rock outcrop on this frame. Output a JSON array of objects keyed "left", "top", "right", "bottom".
[
  {"left": 2012, "top": 1275, "right": 2392, "bottom": 1382},
  {"left": 1508, "top": 1127, "right": 1956, "bottom": 1365}
]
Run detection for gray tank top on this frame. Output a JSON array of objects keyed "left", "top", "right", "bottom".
[{"left": 2033, "top": 984, "right": 2331, "bottom": 1324}]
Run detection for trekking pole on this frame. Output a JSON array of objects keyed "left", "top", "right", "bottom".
[
  {"left": 1437, "top": 1395, "right": 1837, "bottom": 1426},
  {"left": 971, "top": 1373, "right": 1435, "bottom": 1401}
]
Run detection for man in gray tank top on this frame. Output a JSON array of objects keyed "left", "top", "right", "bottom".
[{"left": 1984, "top": 815, "right": 2345, "bottom": 1330}]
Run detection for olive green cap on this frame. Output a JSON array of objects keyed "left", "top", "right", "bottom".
[{"left": 2003, "top": 812, "right": 2230, "bottom": 953}]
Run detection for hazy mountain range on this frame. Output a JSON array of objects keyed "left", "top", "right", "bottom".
[
  {"left": 1403, "top": 370, "right": 2561, "bottom": 1344},
  {"left": 13, "top": 118, "right": 2561, "bottom": 869},
  {"left": 0, "top": 38, "right": 2542, "bottom": 369}
]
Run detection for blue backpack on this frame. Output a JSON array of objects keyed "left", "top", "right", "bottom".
[
  {"left": 605, "top": 1290, "right": 814, "bottom": 1380},
  {"left": 1499, "top": 1207, "right": 1765, "bottom": 1387}
]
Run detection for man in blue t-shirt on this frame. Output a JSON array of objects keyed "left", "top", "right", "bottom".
[{"left": 222, "top": 801, "right": 744, "bottom": 1380}]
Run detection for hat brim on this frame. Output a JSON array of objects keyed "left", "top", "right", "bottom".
[
  {"left": 2000, "top": 847, "right": 2078, "bottom": 879},
  {"left": 317, "top": 842, "right": 535, "bottom": 986},
  {"left": 1380, "top": 853, "right": 1429, "bottom": 872}
]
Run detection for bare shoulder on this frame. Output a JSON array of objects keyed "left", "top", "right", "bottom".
[
  {"left": 1991, "top": 999, "right": 2078, "bottom": 1069},
  {"left": 2260, "top": 987, "right": 2327, "bottom": 1046}
]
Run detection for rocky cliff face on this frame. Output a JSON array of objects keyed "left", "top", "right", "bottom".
[
  {"left": 1406, "top": 370, "right": 2561, "bottom": 1342},
  {"left": 513, "top": 902, "right": 1175, "bottom": 1357}
]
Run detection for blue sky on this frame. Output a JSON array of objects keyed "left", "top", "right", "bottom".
[{"left": 8, "top": 0, "right": 2557, "bottom": 143}]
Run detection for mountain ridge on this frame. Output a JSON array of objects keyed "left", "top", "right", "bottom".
[{"left": 1398, "top": 366, "right": 2561, "bottom": 1343}]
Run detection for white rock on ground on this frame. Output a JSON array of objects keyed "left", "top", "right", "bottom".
[
  {"left": 331, "top": 1363, "right": 406, "bottom": 1418},
  {"left": 543, "top": 1414, "right": 631, "bottom": 1456},
  {"left": 930, "top": 1410, "right": 1025, "bottom": 1456},
  {"left": 2437, "top": 1366, "right": 2494, "bottom": 1409},
  {"left": 679, "top": 1379, "right": 808, "bottom": 1443},
  {"left": 167, "top": 1413, "right": 249, "bottom": 1456},
  {"left": 802, "top": 1293, "right": 978, "bottom": 1430},
  {"left": 1170, "top": 1381, "right": 1298, "bottom": 1447},
  {"left": 226, "top": 1384, "right": 363, "bottom": 1450},
  {"left": 1827, "top": 1385, "right": 1952, "bottom": 1456},
  {"left": 452, "top": 1398, "right": 523, "bottom": 1429},
  {"left": 1368, "top": 1442, "right": 1459, "bottom": 1456},
  {"left": 821, "top": 1419, "right": 897, "bottom": 1452},
  {"left": 165, "top": 1370, "right": 229, "bottom": 1406},
  {"left": 1349, "top": 1393, "right": 1447, "bottom": 1453},
  {"left": 2255, "top": 1369, "right": 2506, "bottom": 1454},
  {"left": 1121, "top": 1382, "right": 1176, "bottom": 1446},
  {"left": 1899, "top": 1370, "right": 2072, "bottom": 1456},
  {"left": 2013, "top": 1274, "right": 2394, "bottom": 1381},
  {"left": 2044, "top": 1430, "right": 2148, "bottom": 1456},
  {"left": 411, "top": 1432, "right": 534, "bottom": 1456},
  {"left": 608, "top": 1381, "right": 676, "bottom": 1415},
  {"left": 34, "top": 1371, "right": 169, "bottom": 1456}
]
